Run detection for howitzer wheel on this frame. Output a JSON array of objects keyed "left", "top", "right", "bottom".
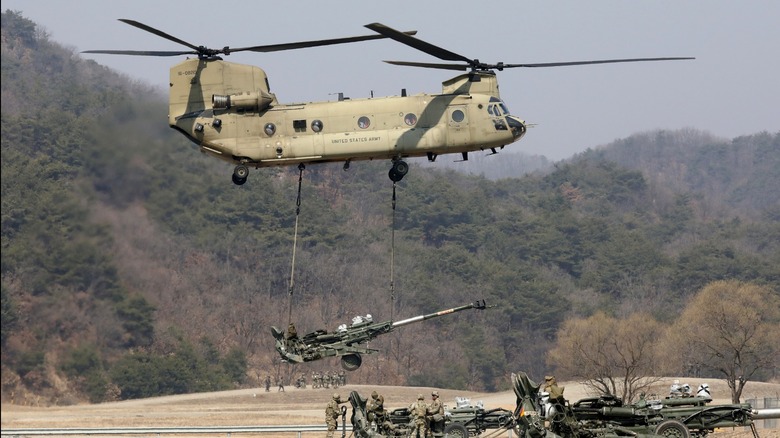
[
  {"left": 655, "top": 419, "right": 690, "bottom": 438},
  {"left": 444, "top": 423, "right": 469, "bottom": 438},
  {"left": 341, "top": 353, "right": 362, "bottom": 371}
]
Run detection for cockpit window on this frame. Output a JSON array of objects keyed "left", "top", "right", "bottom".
[
  {"left": 488, "top": 104, "right": 505, "bottom": 116},
  {"left": 488, "top": 97, "right": 510, "bottom": 116}
]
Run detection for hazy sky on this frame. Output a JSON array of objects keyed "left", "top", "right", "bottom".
[{"left": 5, "top": 1, "right": 779, "bottom": 160}]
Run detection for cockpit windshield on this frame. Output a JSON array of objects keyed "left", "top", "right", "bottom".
[{"left": 488, "top": 97, "right": 511, "bottom": 116}]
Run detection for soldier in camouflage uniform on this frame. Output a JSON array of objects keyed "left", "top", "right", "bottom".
[
  {"left": 426, "top": 391, "right": 445, "bottom": 438},
  {"left": 367, "top": 390, "right": 386, "bottom": 426},
  {"left": 326, "top": 392, "right": 346, "bottom": 438},
  {"left": 409, "top": 393, "right": 428, "bottom": 438},
  {"left": 543, "top": 375, "right": 565, "bottom": 404}
]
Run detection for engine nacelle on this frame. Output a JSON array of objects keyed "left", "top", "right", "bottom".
[{"left": 212, "top": 90, "right": 274, "bottom": 111}]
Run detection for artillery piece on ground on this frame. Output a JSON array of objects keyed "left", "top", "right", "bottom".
[
  {"left": 271, "top": 300, "right": 488, "bottom": 371},
  {"left": 513, "top": 371, "right": 780, "bottom": 438}
]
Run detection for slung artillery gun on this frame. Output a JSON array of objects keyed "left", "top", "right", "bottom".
[
  {"left": 512, "top": 371, "right": 780, "bottom": 438},
  {"left": 271, "top": 300, "right": 487, "bottom": 371}
]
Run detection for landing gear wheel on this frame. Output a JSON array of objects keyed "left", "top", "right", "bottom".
[
  {"left": 233, "top": 165, "right": 249, "bottom": 179},
  {"left": 232, "top": 174, "right": 247, "bottom": 185},
  {"left": 389, "top": 160, "right": 409, "bottom": 182},
  {"left": 444, "top": 423, "right": 469, "bottom": 438},
  {"left": 232, "top": 165, "right": 249, "bottom": 185},
  {"left": 654, "top": 419, "right": 690, "bottom": 438}
]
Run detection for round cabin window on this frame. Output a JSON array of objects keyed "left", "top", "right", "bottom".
[
  {"left": 452, "top": 110, "right": 465, "bottom": 123},
  {"left": 357, "top": 116, "right": 371, "bottom": 129},
  {"left": 264, "top": 123, "right": 276, "bottom": 136},
  {"left": 311, "top": 120, "right": 323, "bottom": 132},
  {"left": 404, "top": 113, "right": 417, "bottom": 126}
]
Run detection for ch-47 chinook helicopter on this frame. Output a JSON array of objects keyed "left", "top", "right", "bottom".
[{"left": 85, "top": 21, "right": 693, "bottom": 185}]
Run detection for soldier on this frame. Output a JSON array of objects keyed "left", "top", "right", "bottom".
[
  {"left": 313, "top": 371, "right": 321, "bottom": 389},
  {"left": 326, "top": 392, "right": 346, "bottom": 438},
  {"left": 277, "top": 377, "right": 285, "bottom": 392},
  {"left": 426, "top": 391, "right": 445, "bottom": 438},
  {"left": 543, "top": 375, "right": 565, "bottom": 404},
  {"left": 265, "top": 375, "right": 271, "bottom": 392},
  {"left": 367, "top": 390, "right": 386, "bottom": 425},
  {"left": 286, "top": 322, "right": 299, "bottom": 352},
  {"left": 409, "top": 393, "right": 428, "bottom": 438},
  {"left": 339, "top": 370, "right": 347, "bottom": 387}
]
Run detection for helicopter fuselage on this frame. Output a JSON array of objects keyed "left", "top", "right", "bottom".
[{"left": 168, "top": 58, "right": 526, "bottom": 174}]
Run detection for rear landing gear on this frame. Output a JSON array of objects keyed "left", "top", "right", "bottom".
[
  {"left": 232, "top": 165, "right": 248, "bottom": 185},
  {"left": 388, "top": 159, "right": 409, "bottom": 182}
]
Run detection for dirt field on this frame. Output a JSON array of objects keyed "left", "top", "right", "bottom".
[{"left": 2, "top": 377, "right": 778, "bottom": 437}]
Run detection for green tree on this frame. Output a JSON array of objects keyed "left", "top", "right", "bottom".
[
  {"left": 115, "top": 295, "right": 156, "bottom": 348},
  {"left": 221, "top": 348, "right": 248, "bottom": 384},
  {"left": 1, "top": 284, "right": 18, "bottom": 346}
]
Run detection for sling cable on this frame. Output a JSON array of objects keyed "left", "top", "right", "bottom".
[
  {"left": 389, "top": 180, "right": 398, "bottom": 322},
  {"left": 286, "top": 163, "right": 306, "bottom": 329}
]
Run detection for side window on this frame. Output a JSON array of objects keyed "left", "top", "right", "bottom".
[
  {"left": 404, "top": 113, "right": 417, "bottom": 126},
  {"left": 264, "top": 123, "right": 276, "bottom": 136},
  {"left": 451, "top": 109, "right": 465, "bottom": 123},
  {"left": 311, "top": 120, "right": 324, "bottom": 132},
  {"left": 357, "top": 116, "right": 371, "bottom": 129}
]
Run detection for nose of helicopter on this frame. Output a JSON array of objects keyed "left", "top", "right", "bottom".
[{"left": 506, "top": 116, "right": 527, "bottom": 141}]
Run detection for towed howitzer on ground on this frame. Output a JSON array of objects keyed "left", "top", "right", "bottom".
[
  {"left": 512, "top": 372, "right": 664, "bottom": 438},
  {"left": 271, "top": 300, "right": 488, "bottom": 371},
  {"left": 348, "top": 390, "right": 514, "bottom": 438},
  {"left": 513, "top": 371, "right": 780, "bottom": 438},
  {"left": 570, "top": 393, "right": 780, "bottom": 438}
]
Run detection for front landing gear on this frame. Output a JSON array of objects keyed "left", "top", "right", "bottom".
[
  {"left": 388, "top": 159, "right": 409, "bottom": 182},
  {"left": 232, "top": 165, "right": 248, "bottom": 185}
]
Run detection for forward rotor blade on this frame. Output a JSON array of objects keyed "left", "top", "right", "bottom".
[
  {"left": 366, "top": 22, "right": 473, "bottom": 63},
  {"left": 233, "top": 31, "right": 419, "bottom": 53},
  {"left": 499, "top": 57, "right": 695, "bottom": 68}
]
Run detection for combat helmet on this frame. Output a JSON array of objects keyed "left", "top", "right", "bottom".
[
  {"left": 418, "top": 393, "right": 424, "bottom": 400},
  {"left": 371, "top": 390, "right": 379, "bottom": 399},
  {"left": 333, "top": 392, "right": 341, "bottom": 401}
]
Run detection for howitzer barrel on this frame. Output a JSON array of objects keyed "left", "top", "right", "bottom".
[
  {"left": 753, "top": 408, "right": 780, "bottom": 420},
  {"left": 392, "top": 300, "right": 486, "bottom": 328}
]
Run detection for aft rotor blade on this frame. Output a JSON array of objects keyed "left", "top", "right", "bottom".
[
  {"left": 86, "top": 20, "right": 419, "bottom": 59},
  {"left": 81, "top": 49, "right": 197, "bottom": 57},
  {"left": 118, "top": 19, "right": 202, "bottom": 52},
  {"left": 366, "top": 22, "right": 473, "bottom": 63},
  {"left": 499, "top": 57, "right": 695, "bottom": 68},
  {"left": 233, "top": 31, "right": 419, "bottom": 53},
  {"left": 383, "top": 60, "right": 470, "bottom": 71}
]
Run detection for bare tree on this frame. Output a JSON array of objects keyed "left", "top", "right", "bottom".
[
  {"left": 547, "top": 312, "right": 663, "bottom": 402},
  {"left": 660, "top": 280, "right": 780, "bottom": 403}
]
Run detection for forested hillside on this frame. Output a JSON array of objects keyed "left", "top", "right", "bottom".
[{"left": 2, "top": 11, "right": 778, "bottom": 405}]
